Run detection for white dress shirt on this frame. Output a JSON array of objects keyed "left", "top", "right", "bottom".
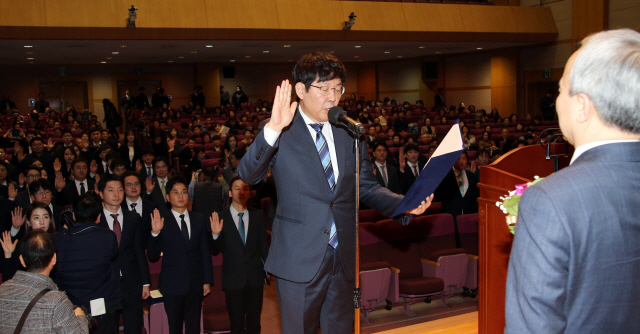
[
  {"left": 213, "top": 205, "right": 248, "bottom": 240},
  {"left": 103, "top": 207, "right": 124, "bottom": 231},
  {"left": 171, "top": 209, "right": 191, "bottom": 239},
  {"left": 125, "top": 197, "right": 142, "bottom": 216},
  {"left": 75, "top": 179, "right": 88, "bottom": 195},
  {"left": 263, "top": 106, "right": 340, "bottom": 180}
]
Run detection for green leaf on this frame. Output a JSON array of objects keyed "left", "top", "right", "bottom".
[{"left": 502, "top": 195, "right": 521, "bottom": 216}]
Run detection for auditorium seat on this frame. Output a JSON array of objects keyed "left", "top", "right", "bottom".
[
  {"left": 456, "top": 213, "right": 479, "bottom": 297},
  {"left": 358, "top": 209, "right": 387, "bottom": 224},
  {"left": 359, "top": 223, "right": 392, "bottom": 323}
]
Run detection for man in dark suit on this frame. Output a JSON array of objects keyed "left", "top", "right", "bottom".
[
  {"left": 238, "top": 52, "right": 432, "bottom": 334},
  {"left": 505, "top": 29, "right": 640, "bottom": 333},
  {"left": 121, "top": 171, "right": 156, "bottom": 247},
  {"left": 139, "top": 149, "right": 155, "bottom": 181},
  {"left": 135, "top": 87, "right": 150, "bottom": 110},
  {"left": 147, "top": 177, "right": 213, "bottom": 334},
  {"left": 371, "top": 141, "right": 403, "bottom": 194},
  {"left": 191, "top": 85, "right": 205, "bottom": 107},
  {"left": 97, "top": 175, "right": 151, "bottom": 334},
  {"left": 143, "top": 156, "right": 171, "bottom": 209},
  {"left": 434, "top": 151, "right": 479, "bottom": 219},
  {"left": 434, "top": 87, "right": 445, "bottom": 108},
  {"left": 34, "top": 92, "right": 49, "bottom": 114},
  {"left": 210, "top": 176, "right": 269, "bottom": 334},
  {"left": 13, "top": 166, "right": 42, "bottom": 210},
  {"left": 190, "top": 167, "right": 226, "bottom": 218},
  {"left": 56, "top": 158, "right": 95, "bottom": 207},
  {"left": 120, "top": 88, "right": 134, "bottom": 113},
  {"left": 54, "top": 193, "right": 121, "bottom": 334},
  {"left": 398, "top": 143, "right": 427, "bottom": 193},
  {"left": 20, "top": 137, "right": 55, "bottom": 175}
]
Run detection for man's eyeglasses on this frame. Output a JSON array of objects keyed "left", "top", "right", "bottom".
[
  {"left": 125, "top": 182, "right": 140, "bottom": 187},
  {"left": 309, "top": 85, "right": 345, "bottom": 96},
  {"left": 34, "top": 190, "right": 51, "bottom": 196}
]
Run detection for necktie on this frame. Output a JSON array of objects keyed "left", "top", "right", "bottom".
[
  {"left": 379, "top": 165, "right": 388, "bottom": 187},
  {"left": 160, "top": 180, "right": 166, "bottom": 201},
  {"left": 309, "top": 124, "right": 338, "bottom": 249},
  {"left": 147, "top": 167, "right": 152, "bottom": 178},
  {"left": 412, "top": 165, "right": 419, "bottom": 178},
  {"left": 130, "top": 202, "right": 138, "bottom": 214},
  {"left": 458, "top": 171, "right": 465, "bottom": 197},
  {"left": 180, "top": 214, "right": 189, "bottom": 243},
  {"left": 237, "top": 212, "right": 246, "bottom": 245},
  {"left": 111, "top": 214, "right": 122, "bottom": 247},
  {"left": 79, "top": 182, "right": 86, "bottom": 195}
]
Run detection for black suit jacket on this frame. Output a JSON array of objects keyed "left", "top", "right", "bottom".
[
  {"left": 434, "top": 169, "right": 479, "bottom": 218},
  {"left": 143, "top": 177, "right": 167, "bottom": 209},
  {"left": 210, "top": 208, "right": 268, "bottom": 290},
  {"left": 399, "top": 160, "right": 427, "bottom": 193},
  {"left": 121, "top": 198, "right": 156, "bottom": 248},
  {"left": 373, "top": 163, "right": 403, "bottom": 195},
  {"left": 147, "top": 209, "right": 213, "bottom": 295},
  {"left": 120, "top": 95, "right": 134, "bottom": 111},
  {"left": 135, "top": 93, "right": 150, "bottom": 109},
  {"left": 120, "top": 146, "right": 141, "bottom": 170},
  {"left": 56, "top": 179, "right": 95, "bottom": 207},
  {"left": 98, "top": 210, "right": 150, "bottom": 288}
]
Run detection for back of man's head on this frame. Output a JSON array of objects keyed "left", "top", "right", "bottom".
[
  {"left": 20, "top": 230, "right": 55, "bottom": 273},
  {"left": 232, "top": 149, "right": 245, "bottom": 161},
  {"left": 571, "top": 29, "right": 640, "bottom": 134},
  {"left": 73, "top": 193, "right": 103, "bottom": 225}
]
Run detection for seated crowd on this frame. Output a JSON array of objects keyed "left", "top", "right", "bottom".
[{"left": 0, "top": 87, "right": 557, "bottom": 333}]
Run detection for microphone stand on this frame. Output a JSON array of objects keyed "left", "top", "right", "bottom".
[
  {"left": 351, "top": 128, "right": 362, "bottom": 334},
  {"left": 539, "top": 128, "right": 565, "bottom": 172}
]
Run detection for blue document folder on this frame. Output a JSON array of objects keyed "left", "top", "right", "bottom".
[{"left": 392, "top": 120, "right": 465, "bottom": 216}]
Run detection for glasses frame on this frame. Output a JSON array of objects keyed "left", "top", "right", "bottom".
[{"left": 309, "top": 85, "right": 345, "bottom": 96}]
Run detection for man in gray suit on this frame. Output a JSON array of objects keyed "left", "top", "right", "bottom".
[
  {"left": 505, "top": 29, "right": 640, "bottom": 333},
  {"left": 238, "top": 52, "right": 432, "bottom": 334}
]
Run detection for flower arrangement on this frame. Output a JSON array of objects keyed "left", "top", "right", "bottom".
[{"left": 496, "top": 176, "right": 544, "bottom": 234}]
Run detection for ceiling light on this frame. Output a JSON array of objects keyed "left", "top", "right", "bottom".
[
  {"left": 284, "top": 45, "right": 291, "bottom": 48},
  {"left": 26, "top": 52, "right": 33, "bottom": 55},
  {"left": 191, "top": 51, "right": 197, "bottom": 54},
  {"left": 120, "top": 45, "right": 127, "bottom": 48},
  {"left": 101, "top": 61, "right": 106, "bottom": 64},
  {"left": 477, "top": 47, "right": 483, "bottom": 50},
  {"left": 263, "top": 51, "right": 269, "bottom": 53},
  {"left": 168, "top": 60, "right": 173, "bottom": 63},
  {"left": 24, "top": 45, "right": 32, "bottom": 48},
  {"left": 288, "top": 60, "right": 293, "bottom": 62},
  {"left": 418, "top": 46, "right": 425, "bottom": 49},
  {"left": 27, "top": 58, "right": 34, "bottom": 60},
  {"left": 206, "top": 45, "right": 213, "bottom": 48},
  {"left": 436, "top": 51, "right": 441, "bottom": 54},
  {"left": 245, "top": 56, "right": 251, "bottom": 58},
  {"left": 384, "top": 51, "right": 390, "bottom": 54},
  {"left": 106, "top": 57, "right": 112, "bottom": 59},
  {"left": 354, "top": 56, "right": 359, "bottom": 58},
  {"left": 178, "top": 56, "right": 184, "bottom": 58},
  {"left": 397, "top": 56, "right": 403, "bottom": 58},
  {"left": 355, "top": 46, "right": 361, "bottom": 48},
  {"left": 230, "top": 60, "right": 235, "bottom": 62},
  {"left": 112, "top": 52, "right": 119, "bottom": 55}
]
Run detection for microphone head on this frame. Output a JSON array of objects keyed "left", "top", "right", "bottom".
[{"left": 328, "top": 106, "right": 345, "bottom": 124}]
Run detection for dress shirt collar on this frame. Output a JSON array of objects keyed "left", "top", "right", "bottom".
[
  {"left": 125, "top": 197, "right": 142, "bottom": 214},
  {"left": 570, "top": 139, "right": 640, "bottom": 165},
  {"left": 171, "top": 209, "right": 190, "bottom": 237},
  {"left": 103, "top": 206, "right": 124, "bottom": 230}
]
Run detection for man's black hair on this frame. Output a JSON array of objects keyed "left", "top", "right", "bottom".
[
  {"left": 109, "top": 158, "right": 127, "bottom": 172},
  {"left": 20, "top": 230, "right": 56, "bottom": 272},
  {"left": 404, "top": 143, "right": 420, "bottom": 153},
  {"left": 370, "top": 140, "right": 388, "bottom": 152},
  {"left": 28, "top": 178, "right": 54, "bottom": 195},
  {"left": 29, "top": 137, "right": 43, "bottom": 146},
  {"left": 165, "top": 176, "right": 188, "bottom": 196},
  {"left": 120, "top": 170, "right": 141, "bottom": 184},
  {"left": 73, "top": 193, "right": 103, "bottom": 225},
  {"left": 104, "top": 150, "right": 120, "bottom": 162},
  {"left": 98, "top": 174, "right": 122, "bottom": 192},
  {"left": 153, "top": 156, "right": 172, "bottom": 171},
  {"left": 292, "top": 52, "right": 346, "bottom": 91},
  {"left": 232, "top": 149, "right": 245, "bottom": 161},
  {"left": 70, "top": 157, "right": 88, "bottom": 170},
  {"left": 62, "top": 128, "right": 72, "bottom": 135}
]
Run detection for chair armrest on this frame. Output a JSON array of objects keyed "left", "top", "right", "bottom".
[
  {"left": 468, "top": 254, "right": 478, "bottom": 261},
  {"left": 390, "top": 266, "right": 400, "bottom": 273},
  {"left": 421, "top": 258, "right": 441, "bottom": 267}
]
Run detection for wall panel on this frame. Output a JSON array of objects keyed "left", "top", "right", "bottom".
[{"left": 446, "top": 53, "right": 491, "bottom": 88}]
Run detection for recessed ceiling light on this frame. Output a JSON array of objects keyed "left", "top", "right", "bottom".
[
  {"left": 120, "top": 45, "right": 127, "bottom": 48},
  {"left": 106, "top": 57, "right": 112, "bottom": 59},
  {"left": 477, "top": 47, "right": 483, "bottom": 50},
  {"left": 418, "top": 46, "right": 425, "bottom": 49},
  {"left": 436, "top": 51, "right": 441, "bottom": 54},
  {"left": 230, "top": 60, "right": 235, "bottom": 62},
  {"left": 27, "top": 58, "right": 34, "bottom": 60},
  {"left": 284, "top": 45, "right": 290, "bottom": 48},
  {"left": 178, "top": 56, "right": 184, "bottom": 58},
  {"left": 112, "top": 52, "right": 119, "bottom": 55},
  {"left": 288, "top": 59, "right": 293, "bottom": 62},
  {"left": 355, "top": 46, "right": 361, "bottom": 48},
  {"left": 263, "top": 51, "right": 269, "bottom": 53},
  {"left": 26, "top": 52, "right": 33, "bottom": 55},
  {"left": 101, "top": 61, "right": 106, "bottom": 63},
  {"left": 191, "top": 51, "right": 197, "bottom": 54},
  {"left": 206, "top": 45, "right": 213, "bottom": 48},
  {"left": 384, "top": 51, "right": 390, "bottom": 54},
  {"left": 168, "top": 60, "right": 173, "bottom": 63},
  {"left": 24, "top": 46, "right": 32, "bottom": 48},
  {"left": 354, "top": 56, "right": 359, "bottom": 58},
  {"left": 397, "top": 56, "right": 403, "bottom": 58},
  {"left": 245, "top": 56, "right": 251, "bottom": 58}
]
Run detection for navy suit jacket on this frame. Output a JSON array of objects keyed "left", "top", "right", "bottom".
[
  {"left": 210, "top": 207, "right": 269, "bottom": 290},
  {"left": 98, "top": 210, "right": 150, "bottom": 288},
  {"left": 373, "top": 163, "right": 403, "bottom": 195},
  {"left": 505, "top": 142, "right": 640, "bottom": 333},
  {"left": 121, "top": 198, "right": 156, "bottom": 248},
  {"left": 143, "top": 177, "right": 167, "bottom": 210},
  {"left": 238, "top": 110, "right": 404, "bottom": 283},
  {"left": 147, "top": 209, "right": 213, "bottom": 295}
]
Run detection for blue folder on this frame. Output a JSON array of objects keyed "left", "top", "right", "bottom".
[{"left": 392, "top": 119, "right": 465, "bottom": 216}]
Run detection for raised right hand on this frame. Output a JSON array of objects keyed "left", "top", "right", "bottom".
[
  {"left": 1, "top": 231, "right": 18, "bottom": 258},
  {"left": 146, "top": 177, "right": 155, "bottom": 192},
  {"left": 150, "top": 208, "right": 164, "bottom": 234},
  {"left": 266, "top": 80, "right": 297, "bottom": 132},
  {"left": 11, "top": 206, "right": 25, "bottom": 229},
  {"left": 210, "top": 212, "right": 223, "bottom": 236}
]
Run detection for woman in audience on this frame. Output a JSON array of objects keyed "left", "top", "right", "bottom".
[
  {"left": 386, "top": 128, "right": 395, "bottom": 141},
  {"left": 440, "top": 116, "right": 448, "bottom": 126},
  {"left": 57, "top": 146, "right": 77, "bottom": 182},
  {"left": 202, "top": 132, "right": 212, "bottom": 144},
  {"left": 462, "top": 126, "right": 477, "bottom": 150},
  {"left": 502, "top": 118, "right": 510, "bottom": 128},
  {"left": 71, "top": 120, "right": 81, "bottom": 132},
  {"left": 121, "top": 129, "right": 141, "bottom": 170},
  {"left": 510, "top": 114, "right": 517, "bottom": 123},
  {"left": 0, "top": 161, "right": 14, "bottom": 198},
  {"left": 1, "top": 203, "right": 56, "bottom": 281},
  {"left": 223, "top": 134, "right": 238, "bottom": 159},
  {"left": 459, "top": 120, "right": 466, "bottom": 129},
  {"left": 378, "top": 109, "right": 388, "bottom": 127},
  {"left": 489, "top": 108, "right": 501, "bottom": 122},
  {"left": 479, "top": 131, "right": 498, "bottom": 152},
  {"left": 421, "top": 117, "right": 436, "bottom": 139}
]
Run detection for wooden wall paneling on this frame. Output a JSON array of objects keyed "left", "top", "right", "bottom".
[
  {"left": 45, "top": 0, "right": 126, "bottom": 28},
  {"left": 458, "top": 5, "right": 518, "bottom": 33},
  {"left": 275, "top": 0, "right": 344, "bottom": 30},
  {"left": 401, "top": 4, "right": 464, "bottom": 32},
  {"left": 491, "top": 48, "right": 518, "bottom": 115},
  {"left": 572, "top": 0, "right": 608, "bottom": 41},
  {"left": 194, "top": 63, "right": 220, "bottom": 110},
  {"left": 339, "top": 2, "right": 408, "bottom": 31},
  {"left": 0, "top": 0, "right": 47, "bottom": 27},
  {"left": 135, "top": 0, "right": 209, "bottom": 28},
  {"left": 205, "top": 0, "right": 279, "bottom": 29}
]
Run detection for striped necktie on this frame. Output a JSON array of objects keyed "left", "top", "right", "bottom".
[{"left": 309, "top": 124, "right": 338, "bottom": 249}]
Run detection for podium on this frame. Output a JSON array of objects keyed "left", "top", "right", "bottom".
[{"left": 477, "top": 144, "right": 572, "bottom": 334}]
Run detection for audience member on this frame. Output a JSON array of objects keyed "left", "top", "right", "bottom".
[
  {"left": 371, "top": 141, "right": 402, "bottom": 194},
  {"left": 434, "top": 151, "right": 479, "bottom": 219}
]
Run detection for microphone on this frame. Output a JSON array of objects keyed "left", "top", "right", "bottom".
[{"left": 328, "top": 106, "right": 366, "bottom": 135}]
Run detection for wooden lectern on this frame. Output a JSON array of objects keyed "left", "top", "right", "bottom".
[{"left": 477, "top": 144, "right": 572, "bottom": 334}]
